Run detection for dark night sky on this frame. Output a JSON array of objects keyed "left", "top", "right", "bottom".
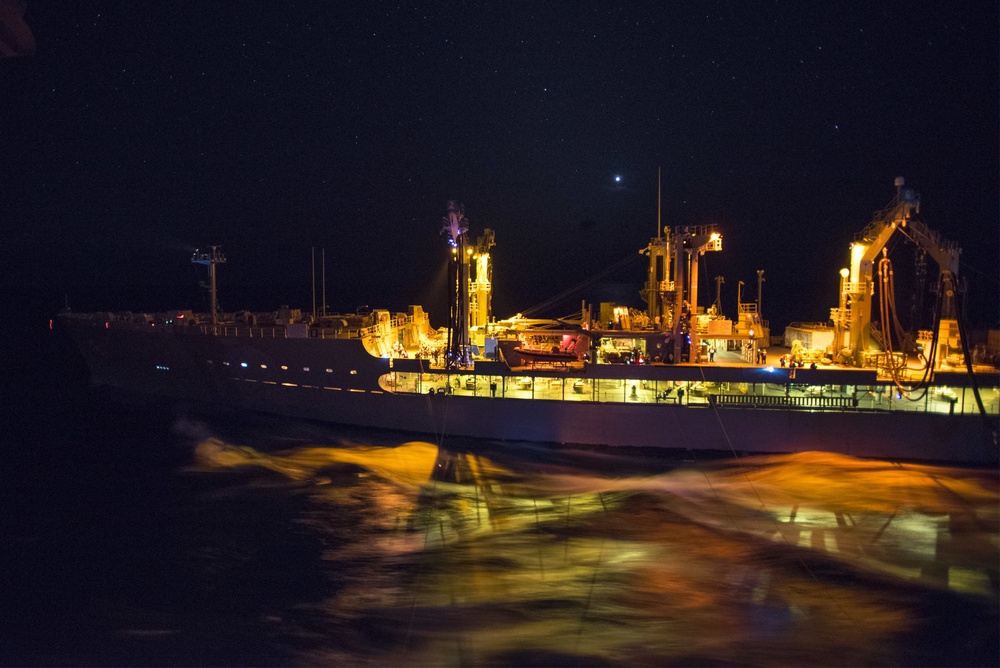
[{"left": 2, "top": 1, "right": 997, "bottom": 330}]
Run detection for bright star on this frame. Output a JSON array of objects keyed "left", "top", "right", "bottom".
[{"left": 614, "top": 175, "right": 621, "bottom": 183}]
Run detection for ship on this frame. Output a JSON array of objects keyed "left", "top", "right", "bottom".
[{"left": 58, "top": 182, "right": 999, "bottom": 464}]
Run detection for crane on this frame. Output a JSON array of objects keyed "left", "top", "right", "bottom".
[{"left": 830, "top": 178, "right": 962, "bottom": 371}]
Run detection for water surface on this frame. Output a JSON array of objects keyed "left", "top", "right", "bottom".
[{"left": 4, "top": 397, "right": 997, "bottom": 666}]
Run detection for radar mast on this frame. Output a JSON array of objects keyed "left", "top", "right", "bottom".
[{"left": 192, "top": 246, "right": 226, "bottom": 327}]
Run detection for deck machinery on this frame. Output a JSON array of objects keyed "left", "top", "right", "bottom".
[
  {"left": 830, "top": 178, "right": 963, "bottom": 370},
  {"left": 642, "top": 224, "right": 723, "bottom": 362}
]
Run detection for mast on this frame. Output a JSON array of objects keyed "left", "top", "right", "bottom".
[
  {"left": 191, "top": 246, "right": 227, "bottom": 327},
  {"left": 671, "top": 235, "right": 685, "bottom": 363},
  {"left": 442, "top": 200, "right": 471, "bottom": 367},
  {"left": 643, "top": 167, "right": 671, "bottom": 327},
  {"left": 713, "top": 275, "right": 725, "bottom": 315},
  {"left": 756, "top": 269, "right": 765, "bottom": 316},
  {"left": 657, "top": 165, "right": 661, "bottom": 237}
]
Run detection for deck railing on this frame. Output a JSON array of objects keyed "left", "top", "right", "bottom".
[
  {"left": 197, "top": 325, "right": 288, "bottom": 338},
  {"left": 711, "top": 394, "right": 857, "bottom": 410}
]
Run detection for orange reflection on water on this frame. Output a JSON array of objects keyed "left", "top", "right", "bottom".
[
  {"left": 192, "top": 438, "right": 998, "bottom": 666},
  {"left": 713, "top": 451, "right": 998, "bottom": 515}
]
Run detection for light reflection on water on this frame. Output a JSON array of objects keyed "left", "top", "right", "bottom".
[{"left": 192, "top": 433, "right": 999, "bottom": 666}]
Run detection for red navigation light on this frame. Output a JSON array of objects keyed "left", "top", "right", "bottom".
[
  {"left": 105, "top": 322, "right": 109, "bottom": 329},
  {"left": 49, "top": 319, "right": 53, "bottom": 330}
]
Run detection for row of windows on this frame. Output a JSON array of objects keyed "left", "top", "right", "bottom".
[{"left": 382, "top": 372, "right": 1000, "bottom": 416}]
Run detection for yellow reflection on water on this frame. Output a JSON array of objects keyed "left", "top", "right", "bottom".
[
  {"left": 194, "top": 438, "right": 447, "bottom": 487},
  {"left": 193, "top": 439, "right": 998, "bottom": 666}
]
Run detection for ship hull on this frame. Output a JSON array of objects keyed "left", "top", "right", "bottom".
[{"left": 61, "top": 316, "right": 999, "bottom": 464}]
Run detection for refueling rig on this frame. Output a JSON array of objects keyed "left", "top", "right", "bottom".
[{"left": 830, "top": 178, "right": 965, "bottom": 378}]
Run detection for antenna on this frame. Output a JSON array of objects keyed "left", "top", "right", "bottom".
[
  {"left": 757, "top": 269, "right": 765, "bottom": 315},
  {"left": 657, "top": 166, "right": 662, "bottom": 236},
  {"left": 714, "top": 275, "right": 725, "bottom": 315}
]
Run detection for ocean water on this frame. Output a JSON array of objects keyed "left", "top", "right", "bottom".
[{"left": 2, "top": 327, "right": 998, "bottom": 666}]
